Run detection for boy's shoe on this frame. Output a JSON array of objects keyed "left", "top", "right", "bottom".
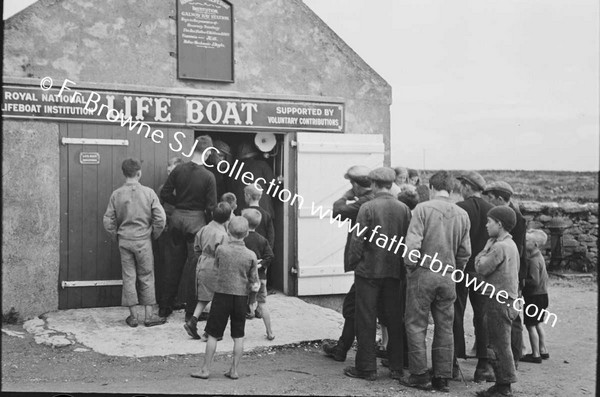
[
  {"left": 343, "top": 366, "right": 376, "bottom": 381},
  {"left": 476, "top": 384, "right": 513, "bottom": 397},
  {"left": 398, "top": 372, "right": 432, "bottom": 390},
  {"left": 520, "top": 354, "right": 542, "bottom": 364},
  {"left": 474, "top": 367, "right": 496, "bottom": 383},
  {"left": 322, "top": 342, "right": 347, "bottom": 362},
  {"left": 144, "top": 316, "right": 167, "bottom": 327},
  {"left": 541, "top": 353, "right": 550, "bottom": 360},
  {"left": 125, "top": 315, "right": 138, "bottom": 328},
  {"left": 184, "top": 317, "right": 200, "bottom": 339},
  {"left": 389, "top": 370, "right": 402, "bottom": 380},
  {"left": 432, "top": 377, "right": 450, "bottom": 393}
]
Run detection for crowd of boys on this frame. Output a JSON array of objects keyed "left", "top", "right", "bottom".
[
  {"left": 102, "top": 135, "right": 550, "bottom": 393},
  {"left": 103, "top": 135, "right": 278, "bottom": 380}
]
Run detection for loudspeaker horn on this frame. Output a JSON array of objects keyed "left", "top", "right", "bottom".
[{"left": 254, "top": 132, "right": 277, "bottom": 152}]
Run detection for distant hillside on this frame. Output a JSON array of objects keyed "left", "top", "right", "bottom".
[{"left": 418, "top": 170, "right": 598, "bottom": 203}]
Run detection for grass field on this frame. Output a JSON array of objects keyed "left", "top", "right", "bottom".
[{"left": 419, "top": 170, "right": 598, "bottom": 203}]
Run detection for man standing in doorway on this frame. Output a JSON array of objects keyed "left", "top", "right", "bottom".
[
  {"left": 159, "top": 135, "right": 217, "bottom": 320},
  {"left": 454, "top": 171, "right": 495, "bottom": 382},
  {"left": 402, "top": 171, "right": 471, "bottom": 393},
  {"left": 483, "top": 181, "right": 527, "bottom": 368},
  {"left": 344, "top": 167, "right": 412, "bottom": 381},
  {"left": 322, "top": 165, "right": 374, "bottom": 362}
]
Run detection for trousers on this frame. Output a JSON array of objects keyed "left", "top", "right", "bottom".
[
  {"left": 338, "top": 283, "right": 356, "bottom": 351},
  {"left": 486, "top": 298, "right": 518, "bottom": 384},
  {"left": 405, "top": 266, "right": 455, "bottom": 378},
  {"left": 355, "top": 275, "right": 404, "bottom": 372},
  {"left": 159, "top": 209, "right": 206, "bottom": 315},
  {"left": 119, "top": 238, "right": 156, "bottom": 307},
  {"left": 454, "top": 274, "right": 490, "bottom": 360}
]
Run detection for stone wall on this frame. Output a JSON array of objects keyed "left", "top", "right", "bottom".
[
  {"left": 519, "top": 201, "right": 598, "bottom": 272},
  {"left": 2, "top": 121, "right": 61, "bottom": 319}
]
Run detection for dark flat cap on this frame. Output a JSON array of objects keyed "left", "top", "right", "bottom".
[
  {"left": 483, "top": 181, "right": 514, "bottom": 196},
  {"left": 457, "top": 171, "right": 487, "bottom": 191},
  {"left": 488, "top": 206, "right": 517, "bottom": 232},
  {"left": 368, "top": 167, "right": 396, "bottom": 183}
]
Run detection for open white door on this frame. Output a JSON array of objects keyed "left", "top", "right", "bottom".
[{"left": 296, "top": 132, "right": 385, "bottom": 295}]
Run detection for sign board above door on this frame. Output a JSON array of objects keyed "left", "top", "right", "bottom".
[{"left": 1, "top": 85, "right": 344, "bottom": 132}]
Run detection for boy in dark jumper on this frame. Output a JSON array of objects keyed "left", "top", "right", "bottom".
[
  {"left": 191, "top": 216, "right": 259, "bottom": 380},
  {"left": 243, "top": 184, "right": 275, "bottom": 319},
  {"left": 242, "top": 208, "right": 275, "bottom": 340}
]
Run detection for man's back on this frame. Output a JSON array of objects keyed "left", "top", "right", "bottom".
[
  {"left": 160, "top": 162, "right": 217, "bottom": 212},
  {"left": 456, "top": 196, "right": 493, "bottom": 273},
  {"left": 349, "top": 192, "right": 412, "bottom": 279},
  {"left": 407, "top": 197, "right": 471, "bottom": 270}
]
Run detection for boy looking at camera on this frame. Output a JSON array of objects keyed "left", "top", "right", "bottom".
[
  {"left": 191, "top": 216, "right": 259, "bottom": 381},
  {"left": 521, "top": 229, "right": 550, "bottom": 364},
  {"left": 474, "top": 206, "right": 520, "bottom": 397}
]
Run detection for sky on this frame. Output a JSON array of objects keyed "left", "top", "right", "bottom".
[{"left": 4, "top": 0, "right": 599, "bottom": 171}]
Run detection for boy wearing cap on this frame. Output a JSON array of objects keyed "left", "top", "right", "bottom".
[
  {"left": 322, "top": 165, "right": 374, "bottom": 362},
  {"left": 454, "top": 171, "right": 495, "bottom": 381},
  {"left": 474, "top": 206, "right": 520, "bottom": 397},
  {"left": 402, "top": 171, "right": 471, "bottom": 393},
  {"left": 483, "top": 181, "right": 527, "bottom": 365},
  {"left": 345, "top": 167, "right": 411, "bottom": 381},
  {"left": 521, "top": 229, "right": 550, "bottom": 364}
]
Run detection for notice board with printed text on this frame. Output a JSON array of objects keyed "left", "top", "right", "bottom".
[{"left": 177, "top": 0, "right": 234, "bottom": 82}]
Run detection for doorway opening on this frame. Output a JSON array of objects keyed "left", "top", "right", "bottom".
[{"left": 194, "top": 131, "right": 288, "bottom": 293}]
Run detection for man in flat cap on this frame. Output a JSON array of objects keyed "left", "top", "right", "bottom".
[
  {"left": 322, "top": 165, "right": 374, "bottom": 362},
  {"left": 483, "top": 181, "right": 527, "bottom": 368},
  {"left": 344, "top": 167, "right": 412, "bottom": 381},
  {"left": 402, "top": 171, "right": 471, "bottom": 393},
  {"left": 454, "top": 171, "right": 495, "bottom": 381}
]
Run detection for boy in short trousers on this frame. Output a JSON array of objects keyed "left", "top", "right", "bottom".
[
  {"left": 520, "top": 229, "right": 550, "bottom": 364},
  {"left": 191, "top": 216, "right": 259, "bottom": 380}
]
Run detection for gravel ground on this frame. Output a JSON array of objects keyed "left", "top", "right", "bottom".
[{"left": 2, "top": 277, "right": 597, "bottom": 396}]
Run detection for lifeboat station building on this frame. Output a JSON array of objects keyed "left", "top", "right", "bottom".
[{"left": 2, "top": 0, "right": 391, "bottom": 319}]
